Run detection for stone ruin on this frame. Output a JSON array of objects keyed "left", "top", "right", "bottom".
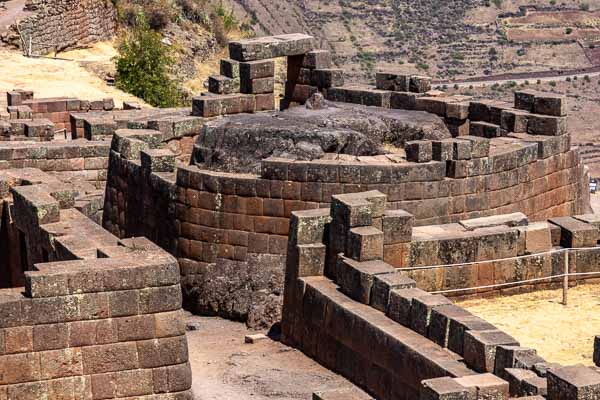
[{"left": 0, "top": 33, "right": 599, "bottom": 399}]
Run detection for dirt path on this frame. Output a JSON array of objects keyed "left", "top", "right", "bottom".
[
  {"left": 0, "top": 45, "right": 144, "bottom": 106},
  {"left": 186, "top": 315, "right": 364, "bottom": 400},
  {"left": 458, "top": 283, "right": 600, "bottom": 366},
  {"left": 0, "top": 0, "right": 30, "bottom": 34}
]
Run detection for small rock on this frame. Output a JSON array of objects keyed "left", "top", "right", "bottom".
[
  {"left": 306, "top": 92, "right": 328, "bottom": 110},
  {"left": 186, "top": 321, "right": 202, "bottom": 331},
  {"left": 244, "top": 333, "right": 269, "bottom": 344}
]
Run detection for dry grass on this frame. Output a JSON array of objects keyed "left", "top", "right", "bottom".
[{"left": 457, "top": 283, "right": 600, "bottom": 366}]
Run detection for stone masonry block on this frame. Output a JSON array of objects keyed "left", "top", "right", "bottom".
[
  {"left": 229, "top": 33, "right": 315, "bottom": 61},
  {"left": 141, "top": 149, "right": 176, "bottom": 173},
  {"left": 410, "top": 75, "right": 432, "bottom": 93},
  {"left": 382, "top": 209, "right": 414, "bottom": 244},
  {"left": 302, "top": 50, "right": 332, "bottom": 69},
  {"left": 289, "top": 209, "right": 331, "bottom": 245},
  {"left": 460, "top": 136, "right": 490, "bottom": 158},
  {"left": 420, "top": 377, "right": 475, "bottom": 400},
  {"left": 494, "top": 345, "right": 539, "bottom": 380},
  {"left": 504, "top": 368, "right": 539, "bottom": 397},
  {"left": 220, "top": 58, "right": 241, "bottom": 79},
  {"left": 432, "top": 139, "right": 454, "bottom": 162},
  {"left": 12, "top": 185, "right": 60, "bottom": 226},
  {"left": 208, "top": 75, "right": 239, "bottom": 94},
  {"left": 448, "top": 315, "right": 497, "bottom": 356},
  {"left": 337, "top": 257, "right": 395, "bottom": 304},
  {"left": 240, "top": 60, "right": 275, "bottom": 80},
  {"left": 370, "top": 272, "right": 415, "bottom": 312},
  {"left": 549, "top": 216, "right": 598, "bottom": 248},
  {"left": 346, "top": 226, "right": 384, "bottom": 262},
  {"left": 547, "top": 366, "right": 600, "bottom": 400},
  {"left": 386, "top": 287, "right": 429, "bottom": 326},
  {"left": 410, "top": 294, "right": 453, "bottom": 336},
  {"left": 311, "top": 69, "right": 344, "bottom": 88},
  {"left": 296, "top": 243, "right": 327, "bottom": 277},
  {"left": 500, "top": 109, "right": 529, "bottom": 133},
  {"left": 405, "top": 140, "right": 433, "bottom": 163},
  {"left": 241, "top": 77, "right": 275, "bottom": 94},
  {"left": 454, "top": 373, "right": 509, "bottom": 400},
  {"left": 470, "top": 121, "right": 501, "bottom": 138},
  {"left": 428, "top": 304, "right": 473, "bottom": 348},
  {"left": 527, "top": 114, "right": 567, "bottom": 136},
  {"left": 534, "top": 93, "right": 567, "bottom": 116},
  {"left": 514, "top": 90, "right": 537, "bottom": 112},
  {"left": 376, "top": 72, "right": 409, "bottom": 91},
  {"left": 464, "top": 329, "right": 520, "bottom": 373}
]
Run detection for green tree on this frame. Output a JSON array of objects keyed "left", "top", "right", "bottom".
[{"left": 115, "top": 12, "right": 182, "bottom": 107}]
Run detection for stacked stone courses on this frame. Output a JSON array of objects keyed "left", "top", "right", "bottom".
[
  {"left": 101, "top": 34, "right": 593, "bottom": 329},
  {"left": 5, "top": 0, "right": 116, "bottom": 55},
  {"left": 0, "top": 168, "right": 191, "bottom": 399},
  {"left": 282, "top": 190, "right": 600, "bottom": 400}
]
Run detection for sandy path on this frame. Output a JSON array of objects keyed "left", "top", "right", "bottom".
[
  {"left": 0, "top": 44, "right": 144, "bottom": 107},
  {"left": 0, "top": 0, "right": 29, "bottom": 33},
  {"left": 458, "top": 283, "right": 600, "bottom": 366},
  {"left": 186, "top": 315, "right": 364, "bottom": 400}
]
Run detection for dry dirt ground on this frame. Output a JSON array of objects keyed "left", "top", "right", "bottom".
[
  {"left": 0, "top": 43, "right": 144, "bottom": 107},
  {"left": 185, "top": 315, "right": 363, "bottom": 400},
  {"left": 458, "top": 283, "right": 600, "bottom": 366}
]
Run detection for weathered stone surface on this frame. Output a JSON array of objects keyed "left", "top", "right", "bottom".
[
  {"left": 229, "top": 33, "right": 316, "bottom": 61},
  {"left": 547, "top": 366, "right": 600, "bottom": 400},
  {"left": 464, "top": 329, "right": 520, "bottom": 373}
]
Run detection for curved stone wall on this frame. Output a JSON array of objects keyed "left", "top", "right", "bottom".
[{"left": 170, "top": 132, "right": 589, "bottom": 327}]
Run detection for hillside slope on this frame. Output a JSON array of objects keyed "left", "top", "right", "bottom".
[{"left": 225, "top": 0, "right": 600, "bottom": 82}]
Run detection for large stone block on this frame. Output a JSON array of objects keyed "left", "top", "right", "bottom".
[
  {"left": 376, "top": 72, "right": 409, "bottom": 91},
  {"left": 454, "top": 373, "right": 509, "bottom": 400},
  {"left": 229, "top": 33, "right": 316, "bottom": 61},
  {"left": 346, "top": 226, "right": 384, "bottom": 262},
  {"left": 410, "top": 294, "right": 453, "bottom": 336},
  {"left": 420, "top": 377, "right": 475, "bottom": 400},
  {"left": 240, "top": 60, "right": 275, "bottom": 80},
  {"left": 405, "top": 140, "right": 433, "bottom": 163},
  {"left": 428, "top": 304, "right": 473, "bottom": 348},
  {"left": 547, "top": 366, "right": 600, "bottom": 400},
  {"left": 302, "top": 50, "right": 332, "bottom": 69},
  {"left": 464, "top": 330, "right": 519, "bottom": 373},
  {"left": 448, "top": 315, "right": 497, "bottom": 356},
  {"left": 382, "top": 209, "right": 414, "bottom": 244},
  {"left": 549, "top": 216, "right": 598, "bottom": 248},
  {"left": 337, "top": 257, "right": 395, "bottom": 304},
  {"left": 370, "top": 272, "right": 416, "bottom": 312}
]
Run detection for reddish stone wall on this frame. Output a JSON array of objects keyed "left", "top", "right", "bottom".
[
  {"left": 103, "top": 126, "right": 591, "bottom": 327},
  {"left": 0, "top": 140, "right": 109, "bottom": 183},
  {"left": 281, "top": 191, "right": 600, "bottom": 400},
  {"left": 0, "top": 170, "right": 192, "bottom": 399}
]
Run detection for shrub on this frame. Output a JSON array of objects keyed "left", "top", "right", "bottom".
[
  {"left": 147, "top": 7, "right": 171, "bottom": 30},
  {"left": 177, "top": 0, "right": 208, "bottom": 24},
  {"left": 566, "top": 27, "right": 573, "bottom": 35},
  {"left": 115, "top": 12, "right": 183, "bottom": 107},
  {"left": 549, "top": 81, "right": 556, "bottom": 87}
]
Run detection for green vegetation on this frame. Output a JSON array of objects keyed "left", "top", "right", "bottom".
[
  {"left": 580, "top": 3, "right": 590, "bottom": 11},
  {"left": 115, "top": 12, "right": 183, "bottom": 107},
  {"left": 491, "top": 0, "right": 503, "bottom": 8},
  {"left": 566, "top": 27, "right": 573, "bottom": 35}
]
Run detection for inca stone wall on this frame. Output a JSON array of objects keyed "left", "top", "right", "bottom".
[
  {"left": 100, "top": 33, "right": 592, "bottom": 330},
  {"left": 0, "top": 168, "right": 192, "bottom": 399},
  {"left": 281, "top": 190, "right": 600, "bottom": 400},
  {"left": 8, "top": 0, "right": 116, "bottom": 55}
]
